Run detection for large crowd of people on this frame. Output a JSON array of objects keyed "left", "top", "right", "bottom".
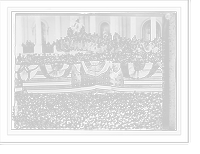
[
  {"left": 18, "top": 25, "right": 162, "bottom": 65},
  {"left": 56, "top": 28, "right": 162, "bottom": 53},
  {"left": 16, "top": 49, "right": 162, "bottom": 64},
  {"left": 13, "top": 91, "right": 163, "bottom": 130}
]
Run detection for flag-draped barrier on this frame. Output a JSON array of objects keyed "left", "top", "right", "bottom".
[
  {"left": 15, "top": 61, "right": 162, "bottom": 93},
  {"left": 40, "top": 64, "right": 72, "bottom": 78}
]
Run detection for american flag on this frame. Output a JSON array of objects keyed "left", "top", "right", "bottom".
[
  {"left": 15, "top": 79, "right": 23, "bottom": 92},
  {"left": 18, "top": 62, "right": 163, "bottom": 93}
]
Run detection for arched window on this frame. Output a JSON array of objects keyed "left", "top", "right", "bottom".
[
  {"left": 100, "top": 22, "right": 110, "bottom": 37},
  {"left": 142, "top": 20, "right": 161, "bottom": 41}
]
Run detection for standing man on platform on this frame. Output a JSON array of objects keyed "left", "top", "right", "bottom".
[{"left": 72, "top": 18, "right": 83, "bottom": 33}]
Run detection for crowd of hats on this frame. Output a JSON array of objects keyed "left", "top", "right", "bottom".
[
  {"left": 17, "top": 27, "right": 162, "bottom": 65},
  {"left": 13, "top": 91, "right": 163, "bottom": 130},
  {"left": 55, "top": 27, "right": 162, "bottom": 55}
]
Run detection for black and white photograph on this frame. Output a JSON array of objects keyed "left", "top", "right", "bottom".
[
  {"left": 0, "top": 0, "right": 188, "bottom": 144},
  {"left": 14, "top": 12, "right": 168, "bottom": 131}
]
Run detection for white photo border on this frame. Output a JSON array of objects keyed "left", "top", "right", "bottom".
[{"left": 0, "top": 0, "right": 190, "bottom": 144}]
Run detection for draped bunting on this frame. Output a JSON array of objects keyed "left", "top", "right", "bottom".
[
  {"left": 121, "top": 62, "right": 159, "bottom": 79},
  {"left": 29, "top": 65, "right": 40, "bottom": 70},
  {"left": 90, "top": 60, "right": 100, "bottom": 66},
  {"left": 142, "top": 62, "right": 160, "bottom": 79},
  {"left": 84, "top": 61, "right": 104, "bottom": 71},
  {"left": 49, "top": 63, "right": 65, "bottom": 72},
  {"left": 19, "top": 69, "right": 29, "bottom": 81},
  {"left": 73, "top": 63, "right": 81, "bottom": 72},
  {"left": 138, "top": 62, "right": 154, "bottom": 78},
  {"left": 16, "top": 65, "right": 39, "bottom": 81},
  {"left": 16, "top": 61, "right": 162, "bottom": 93},
  {"left": 29, "top": 65, "right": 40, "bottom": 79},
  {"left": 15, "top": 61, "right": 161, "bottom": 82},
  {"left": 133, "top": 60, "right": 146, "bottom": 72},
  {"left": 15, "top": 65, "right": 21, "bottom": 71},
  {"left": 44, "top": 64, "right": 71, "bottom": 78},
  {"left": 40, "top": 64, "right": 72, "bottom": 79},
  {"left": 15, "top": 65, "right": 24, "bottom": 81},
  {"left": 81, "top": 61, "right": 110, "bottom": 77}
]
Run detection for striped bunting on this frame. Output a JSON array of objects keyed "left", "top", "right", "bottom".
[
  {"left": 15, "top": 79, "right": 23, "bottom": 92},
  {"left": 118, "top": 73, "right": 162, "bottom": 91},
  {"left": 17, "top": 63, "right": 163, "bottom": 93},
  {"left": 23, "top": 69, "right": 72, "bottom": 93}
]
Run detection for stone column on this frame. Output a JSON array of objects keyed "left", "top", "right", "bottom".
[
  {"left": 116, "top": 17, "right": 119, "bottom": 34},
  {"left": 118, "top": 16, "right": 123, "bottom": 36},
  {"left": 168, "top": 13, "right": 177, "bottom": 130},
  {"left": 151, "top": 17, "right": 156, "bottom": 41},
  {"left": 79, "top": 16, "right": 84, "bottom": 27},
  {"left": 84, "top": 16, "right": 90, "bottom": 33},
  {"left": 162, "top": 14, "right": 169, "bottom": 130},
  {"left": 90, "top": 16, "right": 96, "bottom": 34},
  {"left": 110, "top": 16, "right": 119, "bottom": 37},
  {"left": 130, "top": 17, "right": 136, "bottom": 39},
  {"left": 46, "top": 26, "right": 49, "bottom": 43},
  {"left": 162, "top": 13, "right": 177, "bottom": 131},
  {"left": 55, "top": 16, "right": 61, "bottom": 40},
  {"left": 34, "top": 16, "right": 42, "bottom": 54},
  {"left": 16, "top": 16, "right": 23, "bottom": 54},
  {"left": 23, "top": 16, "right": 28, "bottom": 43},
  {"left": 54, "top": 16, "right": 61, "bottom": 53},
  {"left": 122, "top": 16, "right": 127, "bottom": 37}
]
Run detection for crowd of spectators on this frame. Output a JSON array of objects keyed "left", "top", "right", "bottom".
[
  {"left": 17, "top": 44, "right": 161, "bottom": 65},
  {"left": 56, "top": 30, "right": 162, "bottom": 53},
  {"left": 16, "top": 52, "right": 162, "bottom": 64},
  {"left": 13, "top": 91, "right": 163, "bottom": 130},
  {"left": 17, "top": 26, "right": 162, "bottom": 65}
]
